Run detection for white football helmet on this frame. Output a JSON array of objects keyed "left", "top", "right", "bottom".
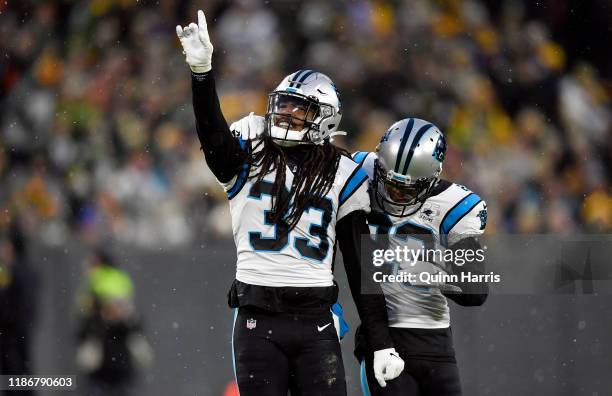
[{"left": 266, "top": 70, "right": 343, "bottom": 146}]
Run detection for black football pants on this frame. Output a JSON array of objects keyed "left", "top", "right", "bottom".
[
  {"left": 360, "top": 357, "right": 461, "bottom": 396},
  {"left": 232, "top": 306, "right": 346, "bottom": 396},
  {"left": 359, "top": 327, "right": 462, "bottom": 396}
]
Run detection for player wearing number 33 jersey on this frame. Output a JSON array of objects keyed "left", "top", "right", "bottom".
[
  {"left": 177, "top": 10, "right": 404, "bottom": 396},
  {"left": 224, "top": 142, "right": 369, "bottom": 287}
]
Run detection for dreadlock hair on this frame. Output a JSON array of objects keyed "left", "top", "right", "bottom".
[{"left": 247, "top": 134, "right": 348, "bottom": 230}]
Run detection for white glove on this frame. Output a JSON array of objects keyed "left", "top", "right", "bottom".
[
  {"left": 373, "top": 348, "right": 404, "bottom": 387},
  {"left": 176, "top": 10, "right": 213, "bottom": 73},
  {"left": 229, "top": 112, "right": 266, "bottom": 139}
]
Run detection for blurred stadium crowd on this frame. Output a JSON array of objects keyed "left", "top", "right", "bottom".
[{"left": 1, "top": 0, "right": 610, "bottom": 248}]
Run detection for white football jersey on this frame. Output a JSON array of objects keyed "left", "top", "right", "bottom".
[
  {"left": 353, "top": 151, "right": 487, "bottom": 329},
  {"left": 221, "top": 139, "right": 370, "bottom": 288}
]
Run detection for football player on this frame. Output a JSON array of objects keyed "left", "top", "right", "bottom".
[
  {"left": 176, "top": 11, "right": 404, "bottom": 396},
  {"left": 353, "top": 118, "right": 489, "bottom": 396}
]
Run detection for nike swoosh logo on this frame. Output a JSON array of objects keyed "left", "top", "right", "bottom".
[{"left": 317, "top": 323, "right": 331, "bottom": 332}]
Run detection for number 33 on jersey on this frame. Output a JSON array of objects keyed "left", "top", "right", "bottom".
[{"left": 222, "top": 138, "right": 370, "bottom": 288}]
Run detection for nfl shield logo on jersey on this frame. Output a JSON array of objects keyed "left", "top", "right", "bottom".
[{"left": 246, "top": 318, "right": 257, "bottom": 330}]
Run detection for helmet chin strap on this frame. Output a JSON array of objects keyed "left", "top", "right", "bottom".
[
  {"left": 380, "top": 194, "right": 425, "bottom": 218},
  {"left": 268, "top": 127, "right": 315, "bottom": 147},
  {"left": 374, "top": 165, "right": 433, "bottom": 218},
  {"left": 328, "top": 130, "right": 347, "bottom": 143},
  {"left": 267, "top": 122, "right": 309, "bottom": 146},
  {"left": 272, "top": 139, "right": 301, "bottom": 147},
  {"left": 387, "top": 178, "right": 438, "bottom": 217},
  {"left": 271, "top": 128, "right": 341, "bottom": 147}
]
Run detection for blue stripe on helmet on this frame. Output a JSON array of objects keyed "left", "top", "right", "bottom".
[
  {"left": 289, "top": 69, "right": 305, "bottom": 88},
  {"left": 401, "top": 123, "right": 434, "bottom": 175},
  {"left": 296, "top": 69, "right": 315, "bottom": 86},
  {"left": 440, "top": 192, "right": 482, "bottom": 246},
  {"left": 394, "top": 118, "right": 414, "bottom": 173}
]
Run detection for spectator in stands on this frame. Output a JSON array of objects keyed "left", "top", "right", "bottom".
[{"left": 75, "top": 250, "right": 153, "bottom": 396}]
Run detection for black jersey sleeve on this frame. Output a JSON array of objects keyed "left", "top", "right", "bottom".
[
  {"left": 191, "top": 71, "right": 245, "bottom": 183},
  {"left": 443, "top": 236, "right": 489, "bottom": 306},
  {"left": 336, "top": 210, "right": 394, "bottom": 351}
]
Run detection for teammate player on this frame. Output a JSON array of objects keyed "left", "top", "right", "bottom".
[
  {"left": 176, "top": 11, "right": 404, "bottom": 396},
  {"left": 353, "top": 118, "right": 489, "bottom": 396}
]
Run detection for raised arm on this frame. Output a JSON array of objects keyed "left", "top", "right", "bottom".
[{"left": 177, "top": 10, "right": 243, "bottom": 183}]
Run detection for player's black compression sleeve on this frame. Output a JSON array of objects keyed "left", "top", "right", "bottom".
[
  {"left": 443, "top": 237, "right": 489, "bottom": 306},
  {"left": 336, "top": 211, "right": 394, "bottom": 352},
  {"left": 191, "top": 71, "right": 244, "bottom": 183}
]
